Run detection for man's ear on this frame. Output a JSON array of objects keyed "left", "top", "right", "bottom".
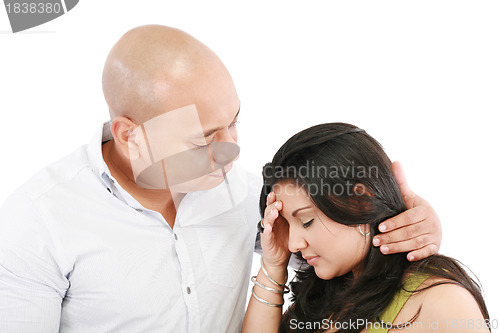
[{"left": 110, "top": 116, "right": 140, "bottom": 160}]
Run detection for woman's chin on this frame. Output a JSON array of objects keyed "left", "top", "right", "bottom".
[{"left": 314, "top": 267, "right": 336, "bottom": 280}]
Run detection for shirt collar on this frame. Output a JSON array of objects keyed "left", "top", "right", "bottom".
[
  {"left": 176, "top": 164, "right": 250, "bottom": 227},
  {"left": 87, "top": 121, "right": 115, "bottom": 189},
  {"left": 86, "top": 121, "right": 146, "bottom": 210}
]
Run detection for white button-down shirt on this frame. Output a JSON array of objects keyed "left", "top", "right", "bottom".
[{"left": 0, "top": 123, "right": 262, "bottom": 333}]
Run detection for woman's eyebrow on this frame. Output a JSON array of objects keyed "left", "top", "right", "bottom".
[{"left": 291, "top": 206, "right": 313, "bottom": 217}]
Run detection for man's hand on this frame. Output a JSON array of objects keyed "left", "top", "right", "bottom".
[{"left": 372, "top": 161, "right": 442, "bottom": 261}]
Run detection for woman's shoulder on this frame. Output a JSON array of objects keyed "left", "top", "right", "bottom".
[{"left": 390, "top": 276, "right": 489, "bottom": 332}]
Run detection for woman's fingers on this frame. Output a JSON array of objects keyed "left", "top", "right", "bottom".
[
  {"left": 261, "top": 193, "right": 282, "bottom": 247},
  {"left": 261, "top": 193, "right": 291, "bottom": 267},
  {"left": 262, "top": 193, "right": 282, "bottom": 232},
  {"left": 266, "top": 191, "right": 275, "bottom": 205}
]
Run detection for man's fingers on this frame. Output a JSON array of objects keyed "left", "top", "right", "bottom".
[
  {"left": 392, "top": 161, "right": 409, "bottom": 195},
  {"left": 373, "top": 220, "right": 427, "bottom": 246},
  {"left": 377, "top": 205, "right": 427, "bottom": 234},
  {"left": 378, "top": 234, "right": 432, "bottom": 256},
  {"left": 407, "top": 244, "right": 439, "bottom": 261},
  {"left": 392, "top": 161, "right": 416, "bottom": 208}
]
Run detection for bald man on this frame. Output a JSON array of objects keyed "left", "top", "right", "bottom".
[{"left": 0, "top": 25, "right": 442, "bottom": 332}]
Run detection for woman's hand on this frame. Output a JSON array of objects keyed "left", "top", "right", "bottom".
[
  {"left": 260, "top": 191, "right": 291, "bottom": 269},
  {"left": 243, "top": 191, "right": 289, "bottom": 333}
]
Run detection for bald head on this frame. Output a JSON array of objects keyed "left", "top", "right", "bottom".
[{"left": 102, "top": 25, "right": 237, "bottom": 124}]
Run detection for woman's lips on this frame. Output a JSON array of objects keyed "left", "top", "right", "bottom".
[{"left": 304, "top": 256, "right": 320, "bottom": 265}]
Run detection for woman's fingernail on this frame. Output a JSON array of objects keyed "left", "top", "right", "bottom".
[
  {"left": 274, "top": 202, "right": 279, "bottom": 208},
  {"left": 381, "top": 246, "right": 389, "bottom": 253},
  {"left": 379, "top": 224, "right": 387, "bottom": 232},
  {"left": 373, "top": 238, "right": 380, "bottom": 246},
  {"left": 270, "top": 208, "right": 275, "bottom": 214}
]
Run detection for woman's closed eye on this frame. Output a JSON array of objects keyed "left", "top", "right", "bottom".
[{"left": 303, "top": 219, "right": 314, "bottom": 228}]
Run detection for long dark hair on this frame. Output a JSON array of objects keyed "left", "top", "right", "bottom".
[{"left": 259, "top": 123, "right": 489, "bottom": 333}]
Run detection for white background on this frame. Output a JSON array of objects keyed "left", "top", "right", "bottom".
[{"left": 1, "top": 0, "right": 499, "bottom": 327}]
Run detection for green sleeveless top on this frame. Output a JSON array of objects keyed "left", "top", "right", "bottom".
[{"left": 366, "top": 273, "right": 430, "bottom": 333}]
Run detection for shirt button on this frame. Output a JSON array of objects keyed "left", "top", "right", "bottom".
[
  {"left": 186, "top": 287, "right": 191, "bottom": 294},
  {"left": 174, "top": 233, "right": 178, "bottom": 240}
]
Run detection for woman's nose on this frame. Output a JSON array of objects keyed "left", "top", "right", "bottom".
[{"left": 288, "top": 225, "right": 307, "bottom": 253}]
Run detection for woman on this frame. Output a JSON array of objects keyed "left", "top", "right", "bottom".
[{"left": 242, "top": 123, "right": 490, "bottom": 333}]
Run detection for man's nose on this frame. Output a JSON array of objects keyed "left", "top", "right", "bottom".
[
  {"left": 210, "top": 129, "right": 239, "bottom": 166},
  {"left": 209, "top": 141, "right": 239, "bottom": 166},
  {"left": 217, "top": 127, "right": 237, "bottom": 144}
]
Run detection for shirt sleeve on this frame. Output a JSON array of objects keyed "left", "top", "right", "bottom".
[
  {"left": 254, "top": 231, "right": 263, "bottom": 255},
  {"left": 0, "top": 194, "right": 69, "bottom": 332}
]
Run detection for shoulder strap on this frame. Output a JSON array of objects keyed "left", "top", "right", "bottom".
[{"left": 366, "top": 273, "right": 430, "bottom": 333}]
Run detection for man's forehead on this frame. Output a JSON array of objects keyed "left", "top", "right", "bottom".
[{"left": 140, "top": 103, "right": 239, "bottom": 136}]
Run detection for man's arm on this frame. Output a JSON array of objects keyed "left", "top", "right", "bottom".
[
  {"left": 372, "top": 161, "right": 442, "bottom": 261},
  {"left": 0, "top": 194, "right": 68, "bottom": 332}
]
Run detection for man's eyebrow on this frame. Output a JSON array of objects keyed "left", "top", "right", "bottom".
[
  {"left": 200, "top": 107, "right": 240, "bottom": 138},
  {"left": 291, "top": 206, "right": 313, "bottom": 217}
]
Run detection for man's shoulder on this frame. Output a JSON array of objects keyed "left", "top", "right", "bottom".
[{"left": 10, "top": 145, "right": 92, "bottom": 201}]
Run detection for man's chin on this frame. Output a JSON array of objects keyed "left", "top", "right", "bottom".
[{"left": 171, "top": 164, "right": 233, "bottom": 193}]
